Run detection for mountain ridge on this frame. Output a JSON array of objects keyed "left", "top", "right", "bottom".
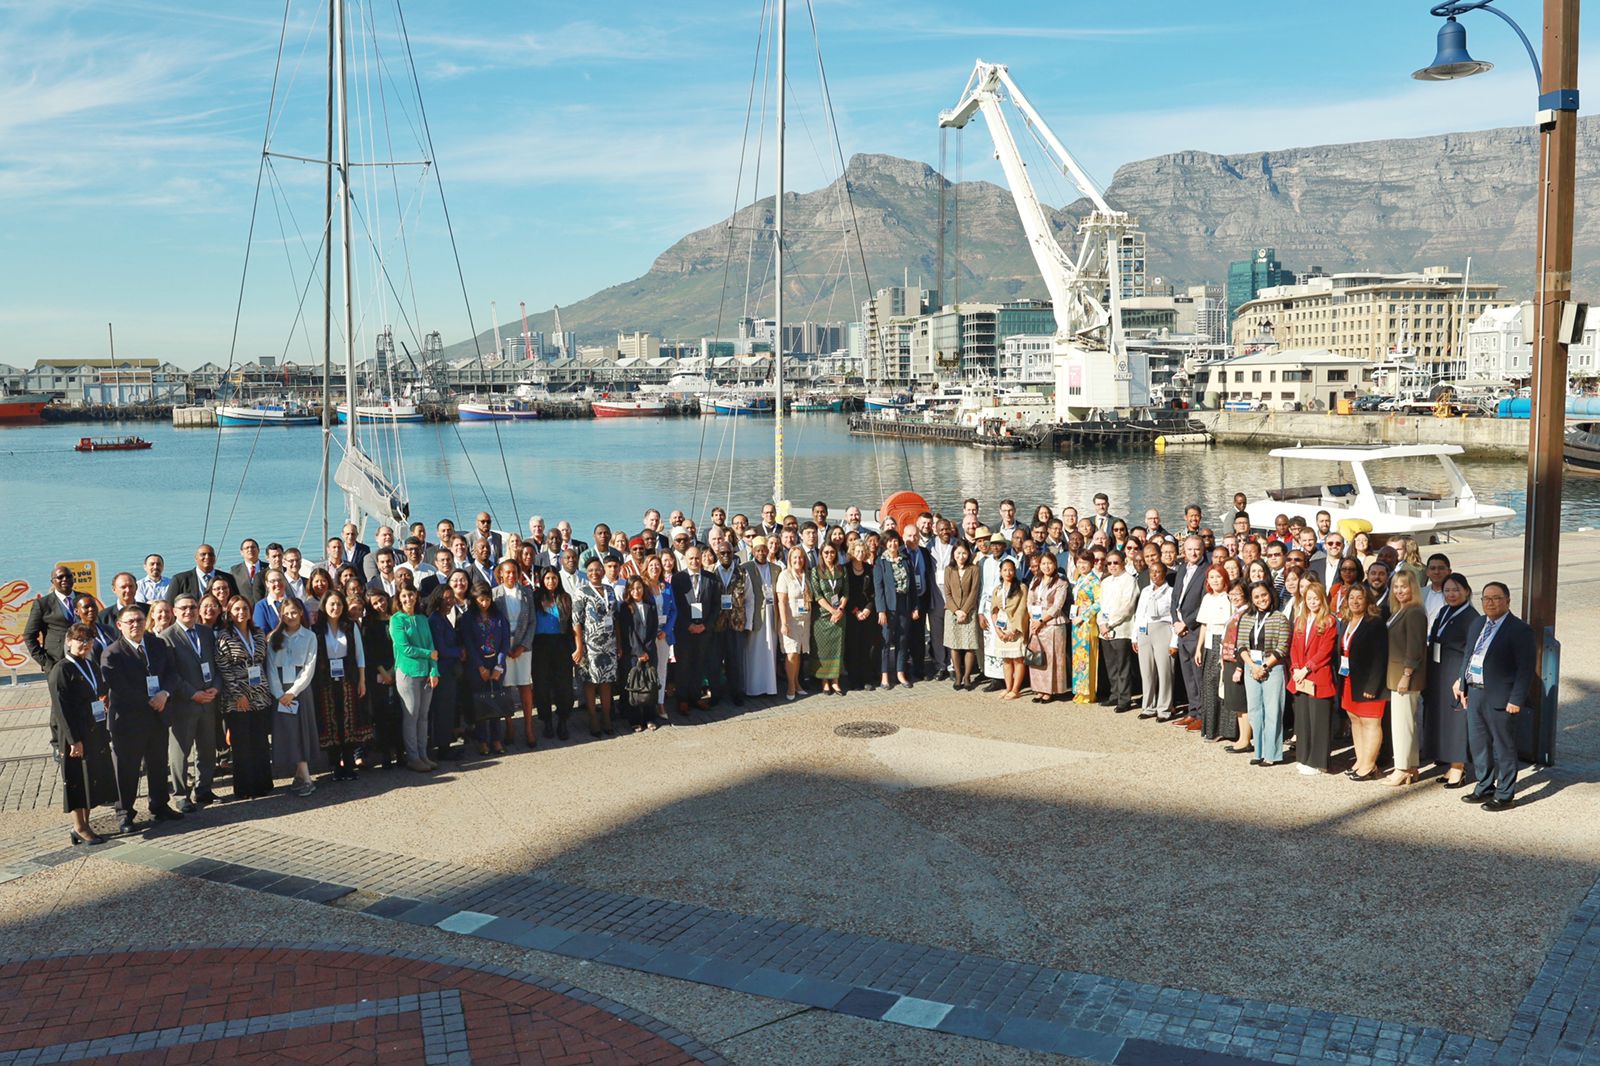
[{"left": 446, "top": 118, "right": 1600, "bottom": 358}]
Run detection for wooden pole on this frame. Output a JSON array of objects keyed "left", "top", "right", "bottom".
[{"left": 1522, "top": 0, "right": 1579, "bottom": 763}]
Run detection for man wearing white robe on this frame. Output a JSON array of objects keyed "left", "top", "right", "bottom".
[{"left": 742, "top": 538, "right": 780, "bottom": 697}]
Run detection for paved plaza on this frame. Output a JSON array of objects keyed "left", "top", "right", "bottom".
[{"left": 1, "top": 533, "right": 1598, "bottom": 1064}]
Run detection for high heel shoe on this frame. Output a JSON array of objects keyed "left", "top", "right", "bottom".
[
  {"left": 70, "top": 829, "right": 103, "bottom": 846},
  {"left": 1346, "top": 768, "right": 1380, "bottom": 781}
]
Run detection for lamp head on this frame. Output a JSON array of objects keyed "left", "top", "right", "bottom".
[{"left": 1413, "top": 16, "right": 1494, "bottom": 80}]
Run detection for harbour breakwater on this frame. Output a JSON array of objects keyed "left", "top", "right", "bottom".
[{"left": 1194, "top": 410, "right": 1531, "bottom": 458}]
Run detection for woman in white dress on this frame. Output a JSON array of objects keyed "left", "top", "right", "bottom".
[
  {"left": 742, "top": 537, "right": 780, "bottom": 697},
  {"left": 775, "top": 547, "right": 812, "bottom": 701}
]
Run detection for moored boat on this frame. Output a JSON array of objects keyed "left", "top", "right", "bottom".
[
  {"left": 711, "top": 392, "right": 775, "bottom": 416},
  {"left": 791, "top": 394, "right": 843, "bottom": 413},
  {"left": 74, "top": 435, "right": 153, "bottom": 452},
  {"left": 0, "top": 392, "right": 50, "bottom": 423},
  {"left": 217, "top": 402, "right": 319, "bottom": 427},
  {"left": 336, "top": 401, "right": 424, "bottom": 424},
  {"left": 864, "top": 392, "right": 910, "bottom": 412},
  {"left": 592, "top": 396, "right": 669, "bottom": 417},
  {"left": 458, "top": 399, "right": 539, "bottom": 422},
  {"left": 1564, "top": 421, "right": 1600, "bottom": 474}
]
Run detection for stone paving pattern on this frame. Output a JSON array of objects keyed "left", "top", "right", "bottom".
[
  {"left": 0, "top": 947, "right": 718, "bottom": 1065},
  {"left": 10, "top": 822, "right": 1572, "bottom": 1065}
]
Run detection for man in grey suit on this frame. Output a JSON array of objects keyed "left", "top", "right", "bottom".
[
  {"left": 1454, "top": 582, "right": 1536, "bottom": 811},
  {"left": 230, "top": 538, "right": 267, "bottom": 606},
  {"left": 162, "top": 593, "right": 222, "bottom": 810}
]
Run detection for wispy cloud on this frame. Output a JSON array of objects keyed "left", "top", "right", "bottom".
[{"left": 904, "top": 24, "right": 1193, "bottom": 40}]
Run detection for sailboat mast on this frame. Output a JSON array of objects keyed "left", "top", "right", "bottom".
[
  {"left": 772, "top": 0, "right": 786, "bottom": 508},
  {"left": 320, "top": 0, "right": 335, "bottom": 547},
  {"left": 334, "top": 0, "right": 358, "bottom": 526}
]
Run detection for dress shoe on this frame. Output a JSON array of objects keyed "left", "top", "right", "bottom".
[
  {"left": 1114, "top": 705, "right": 1133, "bottom": 714},
  {"left": 406, "top": 757, "right": 432, "bottom": 772},
  {"left": 118, "top": 818, "right": 138, "bottom": 835},
  {"left": 1138, "top": 710, "right": 1158, "bottom": 720},
  {"left": 1483, "top": 797, "right": 1516, "bottom": 812},
  {"left": 194, "top": 791, "right": 218, "bottom": 807},
  {"left": 1185, "top": 719, "right": 1203, "bottom": 731},
  {"left": 1462, "top": 791, "right": 1490, "bottom": 804},
  {"left": 1345, "top": 769, "right": 1380, "bottom": 782},
  {"left": 151, "top": 807, "right": 184, "bottom": 822},
  {"left": 1249, "top": 758, "right": 1265, "bottom": 766},
  {"left": 175, "top": 797, "right": 196, "bottom": 814},
  {"left": 1440, "top": 776, "right": 1470, "bottom": 789}
]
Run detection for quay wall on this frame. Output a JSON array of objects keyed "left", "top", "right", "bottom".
[{"left": 1192, "top": 411, "right": 1530, "bottom": 458}]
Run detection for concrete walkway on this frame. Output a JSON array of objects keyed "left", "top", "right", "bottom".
[{"left": 1, "top": 532, "right": 1596, "bottom": 1064}]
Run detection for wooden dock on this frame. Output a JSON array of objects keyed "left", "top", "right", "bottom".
[{"left": 847, "top": 415, "right": 977, "bottom": 445}]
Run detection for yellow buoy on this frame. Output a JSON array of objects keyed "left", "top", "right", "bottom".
[{"left": 1153, "top": 435, "right": 1167, "bottom": 452}]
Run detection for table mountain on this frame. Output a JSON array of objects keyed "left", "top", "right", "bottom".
[{"left": 447, "top": 120, "right": 1597, "bottom": 356}]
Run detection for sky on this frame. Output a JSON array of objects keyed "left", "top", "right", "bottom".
[{"left": 0, "top": 0, "right": 1580, "bottom": 368}]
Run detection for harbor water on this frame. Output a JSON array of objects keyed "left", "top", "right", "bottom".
[{"left": 3, "top": 415, "right": 1595, "bottom": 586}]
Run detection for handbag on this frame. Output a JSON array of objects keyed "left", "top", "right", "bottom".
[
  {"left": 1024, "top": 635, "right": 1046, "bottom": 669},
  {"left": 626, "top": 658, "right": 659, "bottom": 707},
  {"left": 470, "top": 682, "right": 519, "bottom": 724}
]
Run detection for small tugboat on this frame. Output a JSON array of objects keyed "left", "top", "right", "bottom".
[{"left": 75, "top": 435, "right": 153, "bottom": 452}]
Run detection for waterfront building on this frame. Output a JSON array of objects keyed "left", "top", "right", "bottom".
[
  {"left": 1467, "top": 302, "right": 1599, "bottom": 385},
  {"left": 1226, "top": 248, "right": 1293, "bottom": 342},
  {"left": 1231, "top": 266, "right": 1510, "bottom": 371},
  {"left": 998, "top": 334, "right": 1053, "bottom": 385},
  {"left": 616, "top": 331, "right": 660, "bottom": 361},
  {"left": 1193, "top": 348, "right": 1372, "bottom": 411},
  {"left": 860, "top": 284, "right": 937, "bottom": 383}
]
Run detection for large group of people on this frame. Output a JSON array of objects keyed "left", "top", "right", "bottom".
[{"left": 25, "top": 492, "right": 1537, "bottom": 846}]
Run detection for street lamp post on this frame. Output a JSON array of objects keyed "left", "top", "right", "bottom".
[{"left": 1414, "top": 0, "right": 1579, "bottom": 765}]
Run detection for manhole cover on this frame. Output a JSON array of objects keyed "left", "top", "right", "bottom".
[{"left": 834, "top": 721, "right": 899, "bottom": 739}]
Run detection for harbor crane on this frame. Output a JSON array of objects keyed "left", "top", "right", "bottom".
[
  {"left": 519, "top": 301, "right": 534, "bottom": 360},
  {"left": 939, "top": 60, "right": 1149, "bottom": 420}
]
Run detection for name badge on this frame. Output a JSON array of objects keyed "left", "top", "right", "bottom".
[
  {"left": 690, "top": 603, "right": 703, "bottom": 621},
  {"left": 1030, "top": 607, "right": 1043, "bottom": 621},
  {"left": 1468, "top": 651, "right": 1486, "bottom": 683},
  {"left": 996, "top": 615, "right": 1008, "bottom": 631},
  {"left": 331, "top": 657, "right": 345, "bottom": 681},
  {"left": 247, "top": 664, "right": 263, "bottom": 684},
  {"left": 720, "top": 594, "right": 733, "bottom": 611},
  {"left": 200, "top": 661, "right": 213, "bottom": 684},
  {"left": 935, "top": 569, "right": 945, "bottom": 587},
  {"left": 1431, "top": 642, "right": 1442, "bottom": 664},
  {"left": 795, "top": 600, "right": 808, "bottom": 616},
  {"left": 764, "top": 585, "right": 774, "bottom": 603},
  {"left": 145, "top": 675, "right": 161, "bottom": 698},
  {"left": 282, "top": 699, "right": 299, "bottom": 716},
  {"left": 1339, "top": 655, "right": 1350, "bottom": 677},
  {"left": 1136, "top": 624, "right": 1147, "bottom": 637},
  {"left": 91, "top": 699, "right": 107, "bottom": 723}
]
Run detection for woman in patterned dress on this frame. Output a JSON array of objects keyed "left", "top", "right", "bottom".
[
  {"left": 215, "top": 596, "right": 275, "bottom": 798},
  {"left": 1026, "top": 553, "right": 1071, "bottom": 702},
  {"left": 575, "top": 557, "right": 623, "bottom": 734},
  {"left": 807, "top": 543, "right": 848, "bottom": 694},
  {"left": 1069, "top": 552, "right": 1101, "bottom": 703}
]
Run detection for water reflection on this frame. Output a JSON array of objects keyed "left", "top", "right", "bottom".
[{"left": 1, "top": 415, "right": 1590, "bottom": 583}]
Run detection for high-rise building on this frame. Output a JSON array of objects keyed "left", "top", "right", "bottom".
[
  {"left": 1117, "top": 231, "right": 1147, "bottom": 300},
  {"left": 1226, "top": 248, "right": 1293, "bottom": 341}
]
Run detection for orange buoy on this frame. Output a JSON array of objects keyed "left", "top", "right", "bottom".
[{"left": 880, "top": 490, "right": 931, "bottom": 532}]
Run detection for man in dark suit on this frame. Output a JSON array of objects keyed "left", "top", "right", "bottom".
[
  {"left": 162, "top": 593, "right": 222, "bottom": 810},
  {"left": 672, "top": 552, "right": 720, "bottom": 710},
  {"left": 165, "top": 544, "right": 238, "bottom": 604},
  {"left": 340, "top": 521, "right": 372, "bottom": 576},
  {"left": 1455, "top": 582, "right": 1536, "bottom": 811},
  {"left": 362, "top": 526, "right": 397, "bottom": 580},
  {"left": 1169, "top": 535, "right": 1208, "bottom": 726},
  {"left": 100, "top": 605, "right": 182, "bottom": 831},
  {"left": 99, "top": 572, "right": 142, "bottom": 627},
  {"left": 1088, "top": 493, "right": 1121, "bottom": 537},
  {"left": 24, "top": 564, "right": 78, "bottom": 674},
  {"left": 465, "top": 512, "right": 502, "bottom": 568},
  {"left": 230, "top": 538, "right": 267, "bottom": 606},
  {"left": 901, "top": 526, "right": 934, "bottom": 680}
]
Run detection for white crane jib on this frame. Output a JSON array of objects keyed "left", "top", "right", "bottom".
[{"left": 939, "top": 60, "right": 1148, "bottom": 419}]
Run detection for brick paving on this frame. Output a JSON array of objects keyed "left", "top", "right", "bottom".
[{"left": 0, "top": 947, "right": 716, "bottom": 1065}]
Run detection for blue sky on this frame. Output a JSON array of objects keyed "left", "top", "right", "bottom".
[{"left": 0, "top": 0, "right": 1575, "bottom": 367}]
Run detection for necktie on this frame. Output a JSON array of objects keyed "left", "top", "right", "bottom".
[
  {"left": 188, "top": 627, "right": 201, "bottom": 657},
  {"left": 137, "top": 641, "right": 148, "bottom": 667},
  {"left": 1474, "top": 618, "right": 1499, "bottom": 656}
]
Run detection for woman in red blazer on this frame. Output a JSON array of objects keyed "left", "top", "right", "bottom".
[{"left": 1289, "top": 579, "right": 1339, "bottom": 774}]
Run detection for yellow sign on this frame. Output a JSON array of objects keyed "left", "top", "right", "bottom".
[{"left": 58, "top": 560, "right": 99, "bottom": 603}]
